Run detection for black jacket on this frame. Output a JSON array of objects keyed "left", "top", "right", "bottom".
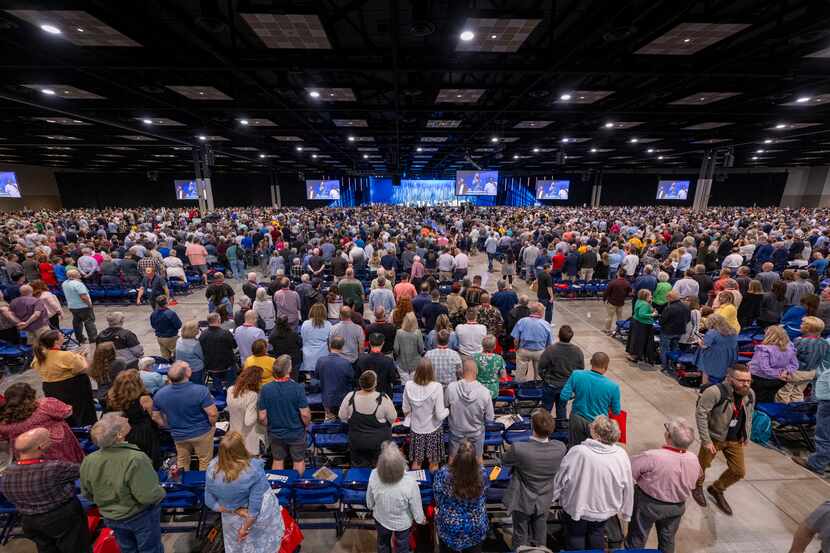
[
  {"left": 659, "top": 300, "right": 691, "bottom": 335},
  {"left": 199, "top": 326, "right": 237, "bottom": 372}
]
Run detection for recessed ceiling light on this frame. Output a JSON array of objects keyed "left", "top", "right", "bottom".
[
  {"left": 363, "top": 154, "right": 369, "bottom": 159},
  {"left": 40, "top": 24, "right": 61, "bottom": 34},
  {"left": 657, "top": 155, "right": 664, "bottom": 160},
  {"left": 239, "top": 119, "right": 249, "bottom": 125},
  {"left": 197, "top": 91, "right": 205, "bottom": 95},
  {"left": 308, "top": 90, "right": 320, "bottom": 98},
  {"left": 456, "top": 94, "right": 463, "bottom": 98},
  {"left": 416, "top": 147, "right": 423, "bottom": 152},
  {"left": 76, "top": 27, "right": 84, "bottom": 33},
  {"left": 561, "top": 137, "right": 570, "bottom": 143},
  {"left": 647, "top": 148, "right": 654, "bottom": 153},
  {"left": 533, "top": 147, "right": 540, "bottom": 153},
  {"left": 347, "top": 135, "right": 355, "bottom": 142},
  {"left": 460, "top": 30, "right": 475, "bottom": 41},
  {"left": 311, "top": 154, "right": 318, "bottom": 158},
  {"left": 296, "top": 146, "right": 303, "bottom": 152},
  {"left": 699, "top": 97, "right": 706, "bottom": 101},
  {"left": 490, "top": 136, "right": 499, "bottom": 143},
  {"left": 197, "top": 135, "right": 207, "bottom": 141},
  {"left": 490, "top": 34, "right": 497, "bottom": 39},
  {"left": 752, "top": 156, "right": 758, "bottom": 160},
  {"left": 259, "top": 153, "right": 265, "bottom": 158},
  {"left": 142, "top": 119, "right": 153, "bottom": 124},
  {"left": 40, "top": 88, "right": 55, "bottom": 95},
  {"left": 590, "top": 148, "right": 597, "bottom": 153},
  {"left": 629, "top": 138, "right": 639, "bottom": 143},
  {"left": 604, "top": 122, "right": 614, "bottom": 128},
  {"left": 683, "top": 38, "right": 691, "bottom": 43},
  {"left": 46, "top": 119, "right": 55, "bottom": 123},
  {"left": 796, "top": 96, "right": 812, "bottom": 103},
  {"left": 763, "top": 139, "right": 772, "bottom": 144},
  {"left": 560, "top": 93, "right": 572, "bottom": 101},
  {"left": 513, "top": 154, "right": 519, "bottom": 159},
  {"left": 756, "top": 149, "right": 764, "bottom": 153},
  {"left": 775, "top": 123, "right": 787, "bottom": 129}
]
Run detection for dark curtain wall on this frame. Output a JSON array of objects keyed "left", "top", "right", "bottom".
[
  {"left": 707, "top": 172, "right": 787, "bottom": 207},
  {"left": 56, "top": 172, "right": 271, "bottom": 208}
]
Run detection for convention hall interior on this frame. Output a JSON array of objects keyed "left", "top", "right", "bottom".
[{"left": 0, "top": 1, "right": 828, "bottom": 553}]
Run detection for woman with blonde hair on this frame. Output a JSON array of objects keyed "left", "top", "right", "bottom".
[
  {"left": 205, "top": 431, "right": 284, "bottom": 552},
  {"left": 394, "top": 311, "right": 424, "bottom": 383},
  {"left": 105, "top": 369, "right": 161, "bottom": 468},
  {"left": 253, "top": 287, "right": 276, "bottom": 332},
  {"left": 713, "top": 291, "right": 740, "bottom": 333},
  {"left": 696, "top": 314, "right": 738, "bottom": 385},
  {"left": 175, "top": 320, "right": 205, "bottom": 383},
  {"left": 300, "top": 302, "right": 332, "bottom": 374},
  {"left": 748, "top": 325, "right": 798, "bottom": 402},
  {"left": 226, "top": 365, "right": 266, "bottom": 455}
]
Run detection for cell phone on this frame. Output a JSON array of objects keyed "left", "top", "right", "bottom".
[{"left": 489, "top": 466, "right": 501, "bottom": 480}]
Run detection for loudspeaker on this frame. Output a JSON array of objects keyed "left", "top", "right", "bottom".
[{"left": 392, "top": 174, "right": 401, "bottom": 186}]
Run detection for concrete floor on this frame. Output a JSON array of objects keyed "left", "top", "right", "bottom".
[{"left": 1, "top": 252, "right": 826, "bottom": 553}]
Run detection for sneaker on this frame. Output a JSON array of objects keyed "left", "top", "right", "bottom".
[
  {"left": 691, "top": 486, "right": 707, "bottom": 507},
  {"left": 707, "top": 485, "right": 733, "bottom": 516}
]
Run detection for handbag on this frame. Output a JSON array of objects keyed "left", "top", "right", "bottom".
[
  {"left": 278, "top": 508, "right": 304, "bottom": 553},
  {"left": 609, "top": 409, "right": 627, "bottom": 444}
]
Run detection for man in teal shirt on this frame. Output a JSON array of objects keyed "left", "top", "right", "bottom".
[
  {"left": 560, "top": 351, "right": 621, "bottom": 446},
  {"left": 61, "top": 268, "right": 98, "bottom": 343}
]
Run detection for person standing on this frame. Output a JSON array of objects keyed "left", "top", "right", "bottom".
[
  {"left": 339, "top": 370, "right": 396, "bottom": 467},
  {"left": 330, "top": 306, "right": 365, "bottom": 364},
  {"left": 538, "top": 325, "right": 585, "bottom": 428},
  {"left": 788, "top": 500, "right": 830, "bottom": 553},
  {"left": 80, "top": 413, "right": 166, "bottom": 553},
  {"left": 659, "top": 291, "right": 691, "bottom": 372},
  {"left": 793, "top": 317, "right": 830, "bottom": 475},
  {"left": 603, "top": 271, "right": 631, "bottom": 334},
  {"left": 455, "top": 308, "right": 488, "bottom": 360},
  {"left": 560, "top": 352, "right": 621, "bottom": 446},
  {"left": 199, "top": 312, "right": 238, "bottom": 390},
  {"left": 511, "top": 302, "right": 553, "bottom": 382},
  {"left": 0, "top": 428, "right": 91, "bottom": 553},
  {"left": 535, "top": 264, "right": 555, "bottom": 323},
  {"left": 367, "top": 442, "right": 426, "bottom": 553},
  {"left": 692, "top": 365, "right": 755, "bottom": 515},
  {"left": 234, "top": 309, "right": 266, "bottom": 363},
  {"left": 446, "top": 359, "right": 495, "bottom": 462},
  {"left": 625, "top": 418, "right": 700, "bottom": 553},
  {"left": 502, "top": 410, "right": 566, "bottom": 549},
  {"left": 151, "top": 361, "right": 218, "bottom": 471},
  {"left": 315, "top": 335, "right": 355, "bottom": 421},
  {"left": 258, "top": 355, "right": 310, "bottom": 473},
  {"left": 147, "top": 294, "right": 180, "bottom": 359},
  {"left": 61, "top": 269, "right": 98, "bottom": 343},
  {"left": 433, "top": 440, "right": 488, "bottom": 553},
  {"left": 553, "top": 415, "right": 634, "bottom": 551},
  {"left": 273, "top": 277, "right": 302, "bottom": 330}
]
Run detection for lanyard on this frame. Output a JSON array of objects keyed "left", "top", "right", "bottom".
[
  {"left": 662, "top": 446, "right": 687, "bottom": 454},
  {"left": 732, "top": 397, "right": 743, "bottom": 419},
  {"left": 17, "top": 459, "right": 46, "bottom": 465}
]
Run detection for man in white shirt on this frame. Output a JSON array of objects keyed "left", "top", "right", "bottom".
[
  {"left": 621, "top": 246, "right": 640, "bottom": 277},
  {"left": 721, "top": 248, "right": 744, "bottom": 272},
  {"left": 368, "top": 276, "right": 396, "bottom": 314},
  {"left": 671, "top": 270, "right": 700, "bottom": 300},
  {"left": 522, "top": 242, "right": 540, "bottom": 281},
  {"left": 453, "top": 249, "right": 469, "bottom": 281},
  {"left": 454, "top": 308, "right": 487, "bottom": 358},
  {"left": 437, "top": 249, "right": 455, "bottom": 282}
]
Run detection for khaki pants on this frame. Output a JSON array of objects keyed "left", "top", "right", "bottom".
[
  {"left": 579, "top": 268, "right": 594, "bottom": 282},
  {"left": 697, "top": 440, "right": 746, "bottom": 492},
  {"left": 439, "top": 271, "right": 453, "bottom": 282},
  {"left": 175, "top": 428, "right": 215, "bottom": 471},
  {"left": 516, "top": 348, "right": 544, "bottom": 382},
  {"left": 605, "top": 303, "right": 623, "bottom": 331},
  {"left": 157, "top": 336, "right": 178, "bottom": 360}
]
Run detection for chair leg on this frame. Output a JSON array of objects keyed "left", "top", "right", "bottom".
[{"left": 801, "top": 427, "right": 816, "bottom": 452}]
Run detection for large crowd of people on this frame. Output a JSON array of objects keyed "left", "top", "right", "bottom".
[{"left": 0, "top": 203, "right": 827, "bottom": 552}]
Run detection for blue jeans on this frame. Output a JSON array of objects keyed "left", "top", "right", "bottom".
[
  {"left": 487, "top": 252, "right": 496, "bottom": 271},
  {"left": 105, "top": 504, "right": 163, "bottom": 553},
  {"left": 660, "top": 333, "right": 681, "bottom": 370},
  {"left": 209, "top": 366, "right": 237, "bottom": 392},
  {"left": 376, "top": 520, "right": 411, "bottom": 553},
  {"left": 542, "top": 384, "right": 566, "bottom": 428},
  {"left": 229, "top": 259, "right": 245, "bottom": 279},
  {"left": 808, "top": 400, "right": 830, "bottom": 472}
]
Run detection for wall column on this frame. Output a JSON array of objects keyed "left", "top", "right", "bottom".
[{"left": 780, "top": 167, "right": 830, "bottom": 208}]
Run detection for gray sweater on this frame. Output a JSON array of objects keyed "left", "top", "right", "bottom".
[
  {"left": 695, "top": 381, "right": 755, "bottom": 445},
  {"left": 394, "top": 329, "right": 424, "bottom": 375},
  {"left": 446, "top": 379, "right": 494, "bottom": 438}
]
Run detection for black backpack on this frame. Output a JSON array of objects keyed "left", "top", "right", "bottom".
[{"left": 193, "top": 517, "right": 224, "bottom": 553}]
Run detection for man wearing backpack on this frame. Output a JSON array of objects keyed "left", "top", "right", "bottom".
[{"left": 692, "top": 365, "right": 755, "bottom": 515}]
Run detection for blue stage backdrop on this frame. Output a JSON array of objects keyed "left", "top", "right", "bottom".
[{"left": 327, "top": 175, "right": 541, "bottom": 207}]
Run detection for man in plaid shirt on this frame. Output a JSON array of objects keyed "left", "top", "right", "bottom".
[
  {"left": 0, "top": 427, "right": 91, "bottom": 552},
  {"left": 424, "top": 329, "right": 463, "bottom": 389}
]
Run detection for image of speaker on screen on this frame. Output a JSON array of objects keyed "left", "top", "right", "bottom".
[
  {"left": 455, "top": 170, "right": 498, "bottom": 195},
  {"left": 174, "top": 180, "right": 199, "bottom": 200},
  {"left": 536, "top": 179, "right": 570, "bottom": 200},
  {"left": 0, "top": 172, "right": 20, "bottom": 198},
  {"left": 656, "top": 180, "right": 690, "bottom": 200},
  {"left": 306, "top": 179, "right": 341, "bottom": 200}
]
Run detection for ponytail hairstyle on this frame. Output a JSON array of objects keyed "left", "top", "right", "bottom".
[{"left": 34, "top": 329, "right": 61, "bottom": 364}]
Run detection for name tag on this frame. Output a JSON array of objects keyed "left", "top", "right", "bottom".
[{"left": 729, "top": 419, "right": 739, "bottom": 428}]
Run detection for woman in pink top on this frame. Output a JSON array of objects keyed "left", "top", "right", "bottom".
[
  {"left": 0, "top": 383, "right": 84, "bottom": 462},
  {"left": 186, "top": 239, "right": 209, "bottom": 284}
]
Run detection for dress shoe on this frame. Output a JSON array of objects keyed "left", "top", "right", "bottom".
[
  {"left": 707, "top": 485, "right": 733, "bottom": 515},
  {"left": 691, "top": 486, "right": 707, "bottom": 507}
]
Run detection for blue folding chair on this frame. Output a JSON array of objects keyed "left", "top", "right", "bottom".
[
  {"left": 266, "top": 469, "right": 298, "bottom": 508},
  {"left": 756, "top": 401, "right": 817, "bottom": 451},
  {"left": 310, "top": 422, "right": 349, "bottom": 466},
  {"left": 293, "top": 468, "right": 343, "bottom": 535}
]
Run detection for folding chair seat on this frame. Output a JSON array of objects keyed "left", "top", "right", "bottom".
[
  {"left": 266, "top": 469, "right": 298, "bottom": 508},
  {"left": 293, "top": 468, "right": 343, "bottom": 535},
  {"left": 756, "top": 402, "right": 817, "bottom": 451}
]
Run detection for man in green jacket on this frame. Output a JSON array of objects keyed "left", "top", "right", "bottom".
[{"left": 80, "top": 412, "right": 166, "bottom": 553}]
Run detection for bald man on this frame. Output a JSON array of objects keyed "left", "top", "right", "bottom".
[{"left": 0, "top": 428, "right": 91, "bottom": 552}]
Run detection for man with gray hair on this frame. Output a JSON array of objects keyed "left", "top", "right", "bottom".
[
  {"left": 80, "top": 413, "right": 166, "bottom": 553},
  {"left": 96, "top": 311, "right": 144, "bottom": 368},
  {"left": 9, "top": 284, "right": 49, "bottom": 341},
  {"left": 152, "top": 361, "right": 217, "bottom": 470},
  {"left": 625, "top": 418, "right": 701, "bottom": 553},
  {"left": 511, "top": 301, "right": 553, "bottom": 382}
]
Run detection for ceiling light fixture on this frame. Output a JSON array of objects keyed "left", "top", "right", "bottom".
[
  {"left": 141, "top": 119, "right": 153, "bottom": 125},
  {"left": 796, "top": 96, "right": 812, "bottom": 103},
  {"left": 76, "top": 27, "right": 84, "bottom": 33},
  {"left": 347, "top": 136, "right": 355, "bottom": 142},
  {"left": 490, "top": 136, "right": 499, "bottom": 143},
  {"left": 629, "top": 137, "right": 639, "bottom": 143},
  {"left": 775, "top": 123, "right": 787, "bottom": 129},
  {"left": 197, "top": 135, "right": 207, "bottom": 141},
  {"left": 533, "top": 147, "right": 540, "bottom": 153},
  {"left": 363, "top": 154, "right": 369, "bottom": 159},
  {"left": 657, "top": 155, "right": 664, "bottom": 160},
  {"left": 647, "top": 148, "right": 654, "bottom": 153},
  {"left": 756, "top": 149, "right": 765, "bottom": 153},
  {"left": 590, "top": 148, "right": 597, "bottom": 153},
  {"left": 311, "top": 154, "right": 318, "bottom": 159},
  {"left": 259, "top": 153, "right": 265, "bottom": 158},
  {"left": 561, "top": 137, "right": 570, "bottom": 143},
  {"left": 460, "top": 30, "right": 475, "bottom": 41},
  {"left": 752, "top": 156, "right": 758, "bottom": 160},
  {"left": 560, "top": 93, "right": 572, "bottom": 101},
  {"left": 239, "top": 119, "right": 249, "bottom": 125},
  {"left": 513, "top": 154, "right": 519, "bottom": 159},
  {"left": 40, "top": 88, "right": 55, "bottom": 95},
  {"left": 683, "top": 38, "right": 691, "bottom": 43},
  {"left": 308, "top": 90, "right": 320, "bottom": 98},
  {"left": 490, "top": 34, "right": 497, "bottom": 39},
  {"left": 416, "top": 147, "right": 423, "bottom": 152},
  {"left": 296, "top": 146, "right": 303, "bottom": 152},
  {"left": 763, "top": 139, "right": 772, "bottom": 144},
  {"left": 40, "top": 24, "right": 61, "bottom": 34},
  {"left": 604, "top": 122, "right": 614, "bottom": 128}
]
